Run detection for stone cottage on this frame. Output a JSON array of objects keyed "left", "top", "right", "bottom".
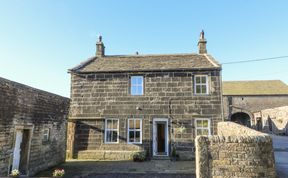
[
  {"left": 223, "top": 80, "right": 288, "bottom": 135},
  {"left": 0, "top": 77, "right": 69, "bottom": 177},
  {"left": 67, "top": 31, "right": 223, "bottom": 160}
]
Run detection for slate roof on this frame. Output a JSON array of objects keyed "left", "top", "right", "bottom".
[
  {"left": 70, "top": 53, "right": 221, "bottom": 73},
  {"left": 223, "top": 80, "right": 288, "bottom": 95}
]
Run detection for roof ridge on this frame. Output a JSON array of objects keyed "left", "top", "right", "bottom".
[
  {"left": 103, "top": 53, "right": 200, "bottom": 57},
  {"left": 223, "top": 80, "right": 283, "bottom": 83}
]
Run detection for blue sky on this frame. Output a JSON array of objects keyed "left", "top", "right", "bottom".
[{"left": 0, "top": 1, "right": 288, "bottom": 97}]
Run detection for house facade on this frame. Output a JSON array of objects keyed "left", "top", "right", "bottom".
[
  {"left": 67, "top": 32, "right": 223, "bottom": 160},
  {"left": 0, "top": 77, "right": 69, "bottom": 177},
  {"left": 223, "top": 80, "right": 288, "bottom": 135}
]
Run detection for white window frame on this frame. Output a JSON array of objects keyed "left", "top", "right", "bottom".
[
  {"left": 195, "top": 118, "right": 211, "bottom": 136},
  {"left": 104, "top": 119, "right": 119, "bottom": 144},
  {"left": 43, "top": 128, "right": 50, "bottom": 142},
  {"left": 130, "top": 76, "right": 144, "bottom": 95},
  {"left": 194, "top": 75, "right": 209, "bottom": 95},
  {"left": 127, "top": 119, "right": 142, "bottom": 144}
]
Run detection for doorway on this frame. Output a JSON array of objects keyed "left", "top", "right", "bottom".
[
  {"left": 12, "top": 127, "right": 32, "bottom": 175},
  {"left": 231, "top": 112, "right": 251, "bottom": 127},
  {"left": 153, "top": 118, "right": 169, "bottom": 156}
]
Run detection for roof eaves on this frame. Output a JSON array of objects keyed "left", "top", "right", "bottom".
[
  {"left": 204, "top": 54, "right": 221, "bottom": 68},
  {"left": 73, "top": 67, "right": 222, "bottom": 74}
]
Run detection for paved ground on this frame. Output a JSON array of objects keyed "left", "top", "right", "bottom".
[
  {"left": 36, "top": 160, "right": 195, "bottom": 178},
  {"left": 271, "top": 135, "right": 288, "bottom": 178}
]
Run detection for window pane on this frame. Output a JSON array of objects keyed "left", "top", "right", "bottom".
[
  {"left": 196, "top": 85, "right": 201, "bottom": 94},
  {"left": 196, "top": 129, "right": 202, "bottom": 135},
  {"left": 196, "top": 120, "right": 202, "bottom": 127},
  {"left": 107, "top": 120, "right": 112, "bottom": 129},
  {"left": 202, "top": 129, "right": 209, "bottom": 135},
  {"left": 136, "top": 77, "right": 143, "bottom": 85},
  {"left": 203, "top": 120, "right": 208, "bottom": 127},
  {"left": 202, "top": 85, "right": 207, "bottom": 94},
  {"left": 135, "top": 131, "right": 140, "bottom": 142},
  {"left": 137, "top": 86, "right": 143, "bottom": 95},
  {"left": 196, "top": 77, "right": 201, "bottom": 84},
  {"left": 131, "top": 86, "right": 138, "bottom": 95},
  {"left": 112, "top": 120, "right": 118, "bottom": 129},
  {"left": 131, "top": 77, "right": 137, "bottom": 85},
  {"left": 201, "top": 76, "right": 206, "bottom": 83},
  {"left": 129, "top": 131, "right": 134, "bottom": 142},
  {"left": 135, "top": 120, "right": 141, "bottom": 129},
  {"left": 129, "top": 120, "right": 134, "bottom": 129},
  {"left": 112, "top": 131, "right": 118, "bottom": 142},
  {"left": 106, "top": 131, "right": 112, "bottom": 142}
]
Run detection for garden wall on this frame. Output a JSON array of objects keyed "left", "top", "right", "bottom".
[{"left": 195, "top": 121, "right": 276, "bottom": 178}]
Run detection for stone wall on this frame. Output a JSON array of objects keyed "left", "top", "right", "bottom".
[
  {"left": 254, "top": 106, "right": 288, "bottom": 135},
  {"left": 68, "top": 70, "right": 222, "bottom": 160},
  {"left": 0, "top": 77, "right": 69, "bottom": 176},
  {"left": 195, "top": 121, "right": 276, "bottom": 178}
]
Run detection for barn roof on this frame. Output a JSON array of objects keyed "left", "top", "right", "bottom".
[
  {"left": 69, "top": 53, "right": 221, "bottom": 73},
  {"left": 223, "top": 80, "right": 288, "bottom": 95}
]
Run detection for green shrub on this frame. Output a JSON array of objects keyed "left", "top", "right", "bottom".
[{"left": 133, "top": 151, "right": 146, "bottom": 162}]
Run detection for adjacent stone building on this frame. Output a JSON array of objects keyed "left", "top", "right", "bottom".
[
  {"left": 223, "top": 80, "right": 288, "bottom": 135},
  {"left": 67, "top": 31, "right": 223, "bottom": 160},
  {"left": 0, "top": 77, "right": 69, "bottom": 177}
]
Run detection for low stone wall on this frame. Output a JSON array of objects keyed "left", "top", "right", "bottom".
[{"left": 195, "top": 121, "right": 276, "bottom": 178}]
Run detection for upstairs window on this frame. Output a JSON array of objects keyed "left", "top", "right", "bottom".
[
  {"left": 43, "top": 128, "right": 50, "bottom": 142},
  {"left": 127, "top": 119, "right": 142, "bottom": 144},
  {"left": 130, "top": 76, "right": 144, "bottom": 95},
  {"left": 105, "top": 119, "right": 119, "bottom": 143},
  {"left": 194, "top": 75, "right": 209, "bottom": 95},
  {"left": 195, "top": 118, "right": 211, "bottom": 136}
]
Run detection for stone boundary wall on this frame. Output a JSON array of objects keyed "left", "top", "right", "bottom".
[{"left": 196, "top": 121, "right": 276, "bottom": 178}]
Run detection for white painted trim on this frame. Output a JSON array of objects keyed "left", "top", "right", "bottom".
[
  {"left": 194, "top": 118, "right": 211, "bottom": 136},
  {"left": 127, "top": 118, "right": 142, "bottom": 144},
  {"left": 104, "top": 118, "right": 119, "bottom": 144},
  {"left": 153, "top": 118, "right": 169, "bottom": 156},
  {"left": 194, "top": 75, "right": 209, "bottom": 95}
]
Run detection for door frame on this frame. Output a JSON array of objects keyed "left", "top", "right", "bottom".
[
  {"left": 153, "top": 118, "right": 169, "bottom": 156},
  {"left": 11, "top": 124, "right": 33, "bottom": 176}
]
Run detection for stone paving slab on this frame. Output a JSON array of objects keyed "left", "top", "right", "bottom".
[
  {"left": 36, "top": 160, "right": 195, "bottom": 178},
  {"left": 81, "top": 173, "right": 195, "bottom": 178}
]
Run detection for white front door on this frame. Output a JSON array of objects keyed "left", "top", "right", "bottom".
[
  {"left": 12, "top": 130, "right": 23, "bottom": 170},
  {"left": 153, "top": 118, "right": 169, "bottom": 156}
]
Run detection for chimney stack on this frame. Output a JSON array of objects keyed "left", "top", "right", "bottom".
[
  {"left": 96, "top": 35, "right": 105, "bottom": 57},
  {"left": 198, "top": 30, "right": 207, "bottom": 54}
]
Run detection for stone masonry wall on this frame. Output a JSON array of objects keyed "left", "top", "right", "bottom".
[
  {"left": 223, "top": 95, "right": 288, "bottom": 120},
  {"left": 195, "top": 121, "right": 276, "bottom": 178},
  {"left": 68, "top": 70, "right": 222, "bottom": 160},
  {"left": 0, "top": 77, "right": 69, "bottom": 176}
]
